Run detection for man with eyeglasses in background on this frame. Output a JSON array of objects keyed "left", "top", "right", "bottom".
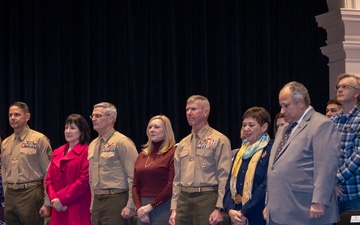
[
  {"left": 88, "top": 102, "right": 138, "bottom": 225},
  {"left": 332, "top": 74, "right": 360, "bottom": 214}
]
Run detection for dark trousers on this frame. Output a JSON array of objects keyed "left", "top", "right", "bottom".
[
  {"left": 92, "top": 192, "right": 131, "bottom": 225},
  {"left": 338, "top": 197, "right": 360, "bottom": 214},
  {"left": 176, "top": 190, "right": 219, "bottom": 225},
  {"left": 4, "top": 185, "right": 44, "bottom": 225}
]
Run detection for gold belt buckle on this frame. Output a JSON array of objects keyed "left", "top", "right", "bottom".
[{"left": 186, "top": 187, "right": 193, "bottom": 193}]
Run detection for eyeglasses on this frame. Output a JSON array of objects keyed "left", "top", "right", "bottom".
[
  {"left": 90, "top": 114, "right": 110, "bottom": 119},
  {"left": 335, "top": 84, "right": 359, "bottom": 91}
]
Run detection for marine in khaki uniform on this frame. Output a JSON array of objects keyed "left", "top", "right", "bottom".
[
  {"left": 169, "top": 95, "right": 232, "bottom": 225},
  {"left": 88, "top": 102, "right": 138, "bottom": 225},
  {"left": 1, "top": 102, "right": 52, "bottom": 225}
]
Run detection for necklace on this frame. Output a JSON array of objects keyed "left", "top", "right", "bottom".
[{"left": 144, "top": 154, "right": 161, "bottom": 168}]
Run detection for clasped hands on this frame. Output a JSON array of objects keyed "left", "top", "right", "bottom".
[
  {"left": 51, "top": 198, "right": 67, "bottom": 212},
  {"left": 137, "top": 204, "right": 153, "bottom": 223},
  {"left": 228, "top": 209, "right": 248, "bottom": 225}
]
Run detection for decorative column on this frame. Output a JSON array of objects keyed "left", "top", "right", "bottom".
[{"left": 316, "top": 0, "right": 360, "bottom": 98}]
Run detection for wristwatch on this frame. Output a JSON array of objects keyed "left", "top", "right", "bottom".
[{"left": 215, "top": 207, "right": 224, "bottom": 212}]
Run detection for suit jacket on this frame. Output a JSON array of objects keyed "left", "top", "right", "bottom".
[
  {"left": 266, "top": 108, "right": 340, "bottom": 225},
  {"left": 46, "top": 143, "right": 91, "bottom": 225}
]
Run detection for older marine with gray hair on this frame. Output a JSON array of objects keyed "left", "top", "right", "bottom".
[{"left": 88, "top": 102, "right": 138, "bottom": 225}]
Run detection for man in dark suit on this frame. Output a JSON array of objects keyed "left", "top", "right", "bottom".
[{"left": 264, "top": 81, "right": 340, "bottom": 225}]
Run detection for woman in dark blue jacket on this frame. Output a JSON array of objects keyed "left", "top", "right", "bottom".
[{"left": 223, "top": 107, "right": 273, "bottom": 225}]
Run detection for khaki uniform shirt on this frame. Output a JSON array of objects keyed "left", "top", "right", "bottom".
[
  {"left": 171, "top": 124, "right": 232, "bottom": 210},
  {"left": 1, "top": 127, "right": 52, "bottom": 203},
  {"left": 88, "top": 128, "right": 138, "bottom": 209}
]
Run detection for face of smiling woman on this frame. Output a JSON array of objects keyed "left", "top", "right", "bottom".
[
  {"left": 64, "top": 123, "right": 81, "bottom": 146},
  {"left": 242, "top": 117, "right": 267, "bottom": 144}
]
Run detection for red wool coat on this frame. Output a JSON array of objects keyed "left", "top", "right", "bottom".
[{"left": 45, "top": 143, "right": 91, "bottom": 225}]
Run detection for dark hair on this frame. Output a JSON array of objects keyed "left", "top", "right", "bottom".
[
  {"left": 327, "top": 99, "right": 341, "bottom": 106},
  {"left": 10, "top": 102, "right": 30, "bottom": 114},
  {"left": 65, "top": 114, "right": 91, "bottom": 145},
  {"left": 273, "top": 112, "right": 285, "bottom": 135},
  {"left": 242, "top": 107, "right": 271, "bottom": 132}
]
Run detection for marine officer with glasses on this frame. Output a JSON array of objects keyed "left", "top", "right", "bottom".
[
  {"left": 332, "top": 73, "right": 360, "bottom": 214},
  {"left": 88, "top": 102, "right": 138, "bottom": 225}
]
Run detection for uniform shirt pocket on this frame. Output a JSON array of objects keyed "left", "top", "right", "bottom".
[
  {"left": 20, "top": 148, "right": 37, "bottom": 155},
  {"left": 196, "top": 148, "right": 215, "bottom": 169},
  {"left": 179, "top": 149, "right": 190, "bottom": 171},
  {"left": 100, "top": 151, "right": 115, "bottom": 159}
]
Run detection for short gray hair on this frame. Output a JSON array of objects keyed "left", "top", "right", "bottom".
[
  {"left": 187, "top": 95, "right": 210, "bottom": 111},
  {"left": 93, "top": 102, "right": 117, "bottom": 121},
  {"left": 282, "top": 81, "right": 311, "bottom": 106}
]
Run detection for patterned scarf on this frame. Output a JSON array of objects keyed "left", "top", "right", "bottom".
[{"left": 230, "top": 133, "right": 270, "bottom": 205}]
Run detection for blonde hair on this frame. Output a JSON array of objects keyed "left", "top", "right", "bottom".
[{"left": 142, "top": 115, "right": 176, "bottom": 156}]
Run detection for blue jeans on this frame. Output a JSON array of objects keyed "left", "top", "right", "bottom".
[
  {"left": 137, "top": 197, "right": 170, "bottom": 225},
  {"left": 339, "top": 197, "right": 360, "bottom": 214}
]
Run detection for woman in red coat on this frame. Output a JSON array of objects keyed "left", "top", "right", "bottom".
[{"left": 46, "top": 114, "right": 91, "bottom": 225}]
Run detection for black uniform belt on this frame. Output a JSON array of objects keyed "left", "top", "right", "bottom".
[
  {"left": 94, "top": 189, "right": 128, "bottom": 196},
  {"left": 7, "top": 181, "right": 42, "bottom": 190},
  {"left": 181, "top": 185, "right": 218, "bottom": 193}
]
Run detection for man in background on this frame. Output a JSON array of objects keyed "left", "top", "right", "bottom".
[
  {"left": 326, "top": 99, "right": 342, "bottom": 118},
  {"left": 332, "top": 74, "right": 360, "bottom": 214}
]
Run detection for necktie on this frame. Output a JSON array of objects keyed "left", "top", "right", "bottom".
[{"left": 274, "top": 122, "right": 298, "bottom": 158}]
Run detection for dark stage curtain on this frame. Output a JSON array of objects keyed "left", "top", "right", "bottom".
[{"left": 0, "top": 0, "right": 329, "bottom": 150}]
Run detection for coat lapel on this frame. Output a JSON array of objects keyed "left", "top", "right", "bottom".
[
  {"left": 273, "top": 108, "right": 314, "bottom": 164},
  {"left": 52, "top": 143, "right": 82, "bottom": 169}
]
